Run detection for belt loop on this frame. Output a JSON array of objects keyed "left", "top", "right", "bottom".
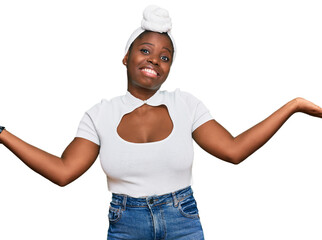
[
  {"left": 122, "top": 195, "right": 127, "bottom": 211},
  {"left": 172, "top": 192, "right": 179, "bottom": 208}
]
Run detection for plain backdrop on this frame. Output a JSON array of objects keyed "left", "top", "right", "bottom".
[{"left": 0, "top": 0, "right": 321, "bottom": 239}]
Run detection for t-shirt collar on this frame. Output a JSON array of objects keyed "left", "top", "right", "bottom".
[{"left": 122, "top": 89, "right": 163, "bottom": 107}]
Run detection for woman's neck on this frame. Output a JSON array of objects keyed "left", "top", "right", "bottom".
[{"left": 127, "top": 86, "right": 160, "bottom": 101}]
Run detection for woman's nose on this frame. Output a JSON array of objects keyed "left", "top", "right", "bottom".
[{"left": 147, "top": 55, "right": 159, "bottom": 65}]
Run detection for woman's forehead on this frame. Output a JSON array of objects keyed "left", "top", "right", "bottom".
[{"left": 134, "top": 31, "right": 174, "bottom": 52}]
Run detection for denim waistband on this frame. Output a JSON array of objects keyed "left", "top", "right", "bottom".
[{"left": 111, "top": 186, "right": 193, "bottom": 208}]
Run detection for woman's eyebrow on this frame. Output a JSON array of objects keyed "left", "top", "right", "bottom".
[
  {"left": 163, "top": 47, "right": 172, "bottom": 54},
  {"left": 139, "top": 42, "right": 172, "bottom": 54},
  {"left": 139, "top": 42, "right": 154, "bottom": 46}
]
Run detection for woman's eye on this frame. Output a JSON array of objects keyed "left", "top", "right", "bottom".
[
  {"left": 140, "top": 49, "right": 149, "bottom": 54},
  {"left": 161, "top": 56, "right": 169, "bottom": 62}
]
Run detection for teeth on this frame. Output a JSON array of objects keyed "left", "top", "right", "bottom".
[{"left": 142, "top": 68, "right": 157, "bottom": 76}]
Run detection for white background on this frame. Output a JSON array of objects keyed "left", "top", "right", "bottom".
[{"left": 0, "top": 0, "right": 321, "bottom": 239}]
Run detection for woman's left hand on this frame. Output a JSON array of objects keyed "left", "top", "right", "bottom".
[
  {"left": 193, "top": 96, "right": 322, "bottom": 165},
  {"left": 294, "top": 97, "right": 322, "bottom": 118}
]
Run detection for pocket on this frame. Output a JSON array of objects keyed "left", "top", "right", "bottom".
[
  {"left": 178, "top": 194, "right": 200, "bottom": 219},
  {"left": 108, "top": 202, "right": 123, "bottom": 223}
]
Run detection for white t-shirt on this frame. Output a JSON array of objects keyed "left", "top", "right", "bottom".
[{"left": 76, "top": 88, "right": 213, "bottom": 197}]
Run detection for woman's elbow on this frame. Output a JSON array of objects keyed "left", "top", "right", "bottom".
[
  {"left": 230, "top": 158, "right": 243, "bottom": 165},
  {"left": 56, "top": 179, "right": 70, "bottom": 187},
  {"left": 52, "top": 177, "right": 69, "bottom": 187},
  {"left": 224, "top": 157, "right": 242, "bottom": 165},
  {"left": 223, "top": 151, "right": 246, "bottom": 165},
  {"left": 53, "top": 172, "right": 73, "bottom": 187}
]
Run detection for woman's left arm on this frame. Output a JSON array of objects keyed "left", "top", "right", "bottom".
[{"left": 192, "top": 98, "right": 322, "bottom": 165}]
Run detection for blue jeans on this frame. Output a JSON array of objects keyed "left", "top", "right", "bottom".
[{"left": 107, "top": 186, "right": 204, "bottom": 240}]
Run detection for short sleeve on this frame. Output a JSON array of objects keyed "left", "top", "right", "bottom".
[
  {"left": 192, "top": 100, "right": 213, "bottom": 132},
  {"left": 179, "top": 90, "right": 213, "bottom": 132},
  {"left": 75, "top": 105, "right": 101, "bottom": 146}
]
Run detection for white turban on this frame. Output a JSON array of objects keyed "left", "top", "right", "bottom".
[{"left": 124, "top": 5, "right": 176, "bottom": 60}]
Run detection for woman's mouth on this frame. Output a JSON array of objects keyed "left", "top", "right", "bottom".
[{"left": 140, "top": 68, "right": 159, "bottom": 77}]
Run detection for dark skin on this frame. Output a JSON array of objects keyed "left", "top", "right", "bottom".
[
  {"left": 0, "top": 31, "right": 322, "bottom": 187},
  {"left": 123, "top": 31, "right": 174, "bottom": 99},
  {"left": 119, "top": 31, "right": 174, "bottom": 143}
]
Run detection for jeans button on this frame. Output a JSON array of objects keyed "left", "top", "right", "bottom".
[{"left": 149, "top": 199, "right": 154, "bottom": 204}]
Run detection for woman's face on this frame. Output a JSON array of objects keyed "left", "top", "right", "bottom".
[{"left": 123, "top": 31, "right": 174, "bottom": 93}]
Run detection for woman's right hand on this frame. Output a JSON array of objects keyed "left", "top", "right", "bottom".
[
  {"left": 0, "top": 130, "right": 100, "bottom": 186},
  {"left": 0, "top": 128, "right": 5, "bottom": 144}
]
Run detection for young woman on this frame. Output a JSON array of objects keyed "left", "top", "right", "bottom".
[{"left": 1, "top": 5, "right": 321, "bottom": 240}]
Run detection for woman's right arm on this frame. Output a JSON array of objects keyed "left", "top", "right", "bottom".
[{"left": 0, "top": 130, "right": 100, "bottom": 186}]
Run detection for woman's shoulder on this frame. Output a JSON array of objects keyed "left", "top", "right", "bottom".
[
  {"left": 85, "top": 94, "right": 124, "bottom": 115},
  {"left": 162, "top": 88, "right": 202, "bottom": 105},
  {"left": 161, "top": 88, "right": 197, "bottom": 99}
]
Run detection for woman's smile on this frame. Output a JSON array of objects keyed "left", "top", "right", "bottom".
[{"left": 140, "top": 67, "right": 159, "bottom": 78}]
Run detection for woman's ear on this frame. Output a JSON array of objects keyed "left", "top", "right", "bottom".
[{"left": 122, "top": 52, "right": 129, "bottom": 66}]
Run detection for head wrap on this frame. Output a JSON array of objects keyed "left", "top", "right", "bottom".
[{"left": 124, "top": 5, "right": 176, "bottom": 60}]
